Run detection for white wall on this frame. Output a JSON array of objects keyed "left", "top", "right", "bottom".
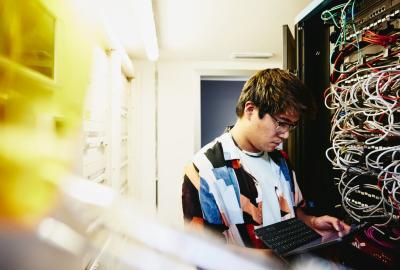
[
  {"left": 156, "top": 62, "right": 198, "bottom": 227},
  {"left": 129, "top": 61, "right": 158, "bottom": 216},
  {"left": 132, "top": 60, "right": 282, "bottom": 227}
]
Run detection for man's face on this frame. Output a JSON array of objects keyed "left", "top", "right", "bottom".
[{"left": 247, "top": 107, "right": 299, "bottom": 152}]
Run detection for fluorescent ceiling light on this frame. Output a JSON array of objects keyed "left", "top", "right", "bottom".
[
  {"left": 230, "top": 52, "right": 274, "bottom": 59},
  {"left": 139, "top": 0, "right": 159, "bottom": 61}
]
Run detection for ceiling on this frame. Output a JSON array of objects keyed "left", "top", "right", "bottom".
[{"left": 99, "top": 0, "right": 314, "bottom": 62}]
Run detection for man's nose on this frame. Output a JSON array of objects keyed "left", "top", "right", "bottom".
[{"left": 278, "top": 130, "right": 290, "bottom": 139}]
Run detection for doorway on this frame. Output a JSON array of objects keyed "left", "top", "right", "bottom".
[{"left": 200, "top": 77, "right": 247, "bottom": 147}]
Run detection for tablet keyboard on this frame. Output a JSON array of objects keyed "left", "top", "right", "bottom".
[{"left": 254, "top": 218, "right": 321, "bottom": 255}]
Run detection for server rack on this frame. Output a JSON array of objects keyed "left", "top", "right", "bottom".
[{"left": 291, "top": 1, "right": 400, "bottom": 268}]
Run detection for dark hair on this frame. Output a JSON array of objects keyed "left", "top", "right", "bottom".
[{"left": 236, "top": 68, "right": 316, "bottom": 118}]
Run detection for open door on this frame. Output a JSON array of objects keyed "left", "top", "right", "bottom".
[
  {"left": 283, "top": 25, "right": 296, "bottom": 74},
  {"left": 282, "top": 24, "right": 299, "bottom": 169}
]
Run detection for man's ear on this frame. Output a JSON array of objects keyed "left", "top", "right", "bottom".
[{"left": 244, "top": 101, "right": 255, "bottom": 120}]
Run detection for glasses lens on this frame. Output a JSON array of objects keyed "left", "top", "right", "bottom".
[
  {"left": 276, "top": 124, "right": 289, "bottom": 133},
  {"left": 271, "top": 115, "right": 296, "bottom": 133}
]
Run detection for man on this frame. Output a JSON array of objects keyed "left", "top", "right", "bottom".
[{"left": 182, "top": 68, "right": 350, "bottom": 248}]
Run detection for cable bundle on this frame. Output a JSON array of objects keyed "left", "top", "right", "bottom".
[
  {"left": 322, "top": 0, "right": 400, "bottom": 231},
  {"left": 364, "top": 226, "right": 400, "bottom": 249},
  {"left": 363, "top": 30, "right": 398, "bottom": 47}
]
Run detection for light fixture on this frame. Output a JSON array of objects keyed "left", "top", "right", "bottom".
[
  {"left": 138, "top": 0, "right": 159, "bottom": 61},
  {"left": 230, "top": 52, "right": 274, "bottom": 59}
]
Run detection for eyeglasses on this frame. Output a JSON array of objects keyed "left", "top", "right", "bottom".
[{"left": 270, "top": 115, "right": 297, "bottom": 133}]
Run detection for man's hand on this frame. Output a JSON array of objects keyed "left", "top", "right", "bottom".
[
  {"left": 310, "top": 215, "right": 351, "bottom": 236},
  {"left": 296, "top": 208, "right": 351, "bottom": 237}
]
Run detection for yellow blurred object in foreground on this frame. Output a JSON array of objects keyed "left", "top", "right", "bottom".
[{"left": 0, "top": 0, "right": 96, "bottom": 226}]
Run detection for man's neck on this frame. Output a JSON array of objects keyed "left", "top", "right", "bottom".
[{"left": 229, "top": 121, "right": 259, "bottom": 153}]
